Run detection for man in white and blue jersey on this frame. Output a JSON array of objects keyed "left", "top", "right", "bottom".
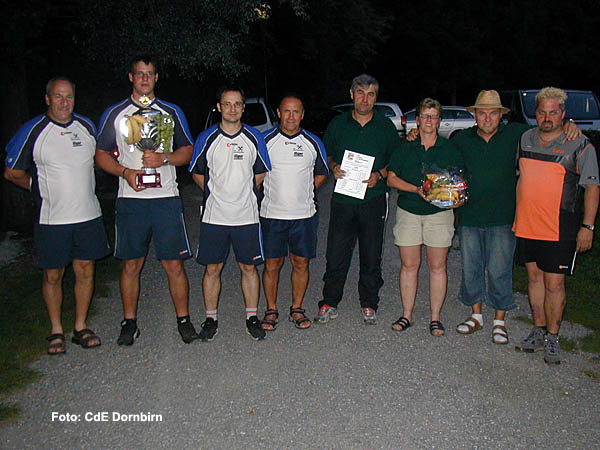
[
  {"left": 4, "top": 77, "right": 110, "bottom": 355},
  {"left": 260, "top": 95, "right": 328, "bottom": 331},
  {"left": 189, "top": 87, "right": 271, "bottom": 341},
  {"left": 95, "top": 57, "right": 198, "bottom": 345}
]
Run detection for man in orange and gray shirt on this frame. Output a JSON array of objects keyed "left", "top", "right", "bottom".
[{"left": 513, "top": 87, "right": 599, "bottom": 365}]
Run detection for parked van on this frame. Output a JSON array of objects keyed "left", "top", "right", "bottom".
[
  {"left": 499, "top": 89, "right": 600, "bottom": 131},
  {"left": 204, "top": 97, "right": 277, "bottom": 132}
]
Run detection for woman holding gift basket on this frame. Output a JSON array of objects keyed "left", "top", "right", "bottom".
[{"left": 387, "top": 98, "right": 466, "bottom": 336}]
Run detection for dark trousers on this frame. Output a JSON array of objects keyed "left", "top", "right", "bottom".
[{"left": 320, "top": 194, "right": 388, "bottom": 311}]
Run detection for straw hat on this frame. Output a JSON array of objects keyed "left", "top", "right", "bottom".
[{"left": 467, "top": 90, "right": 510, "bottom": 113}]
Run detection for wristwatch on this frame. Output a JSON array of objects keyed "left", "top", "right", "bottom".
[
  {"left": 163, "top": 155, "right": 170, "bottom": 166},
  {"left": 581, "top": 223, "right": 595, "bottom": 231}
]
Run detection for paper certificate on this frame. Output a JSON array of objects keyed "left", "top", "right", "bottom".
[{"left": 333, "top": 150, "right": 375, "bottom": 199}]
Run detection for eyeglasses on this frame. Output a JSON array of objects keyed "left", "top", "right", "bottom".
[
  {"left": 220, "top": 102, "right": 244, "bottom": 109},
  {"left": 133, "top": 71, "right": 155, "bottom": 78},
  {"left": 536, "top": 110, "right": 562, "bottom": 117},
  {"left": 419, "top": 114, "right": 440, "bottom": 120}
]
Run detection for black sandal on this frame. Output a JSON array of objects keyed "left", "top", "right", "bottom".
[
  {"left": 289, "top": 307, "right": 311, "bottom": 329},
  {"left": 429, "top": 320, "right": 445, "bottom": 337},
  {"left": 391, "top": 316, "right": 412, "bottom": 332},
  {"left": 261, "top": 309, "right": 279, "bottom": 331},
  {"left": 72, "top": 328, "right": 101, "bottom": 348},
  {"left": 46, "top": 333, "right": 66, "bottom": 355}
]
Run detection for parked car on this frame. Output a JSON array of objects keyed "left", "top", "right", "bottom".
[
  {"left": 404, "top": 106, "right": 476, "bottom": 139},
  {"left": 204, "top": 97, "right": 277, "bottom": 132},
  {"left": 499, "top": 89, "right": 600, "bottom": 131},
  {"left": 333, "top": 102, "right": 406, "bottom": 136},
  {"left": 301, "top": 107, "right": 340, "bottom": 138}
]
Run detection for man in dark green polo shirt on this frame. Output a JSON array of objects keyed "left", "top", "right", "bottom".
[
  {"left": 453, "top": 90, "right": 580, "bottom": 346},
  {"left": 315, "top": 74, "right": 400, "bottom": 325}
]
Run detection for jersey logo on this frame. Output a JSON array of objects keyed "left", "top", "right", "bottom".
[
  {"left": 231, "top": 143, "right": 245, "bottom": 160},
  {"left": 551, "top": 148, "right": 565, "bottom": 154},
  {"left": 66, "top": 132, "right": 82, "bottom": 147},
  {"left": 291, "top": 143, "right": 304, "bottom": 157}
]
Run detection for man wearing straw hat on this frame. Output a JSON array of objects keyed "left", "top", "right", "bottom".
[{"left": 451, "top": 90, "right": 580, "bottom": 346}]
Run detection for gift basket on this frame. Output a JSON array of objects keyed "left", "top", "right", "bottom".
[{"left": 421, "top": 164, "right": 468, "bottom": 209}]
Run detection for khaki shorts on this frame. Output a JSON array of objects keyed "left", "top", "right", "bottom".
[{"left": 393, "top": 207, "right": 454, "bottom": 247}]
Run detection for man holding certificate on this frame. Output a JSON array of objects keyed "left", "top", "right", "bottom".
[{"left": 315, "top": 74, "right": 401, "bottom": 325}]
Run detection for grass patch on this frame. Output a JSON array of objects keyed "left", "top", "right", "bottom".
[
  {"left": 582, "top": 369, "right": 600, "bottom": 382},
  {"left": 513, "top": 213, "right": 600, "bottom": 354},
  {"left": 0, "top": 195, "right": 120, "bottom": 419},
  {"left": 0, "top": 404, "right": 20, "bottom": 421}
]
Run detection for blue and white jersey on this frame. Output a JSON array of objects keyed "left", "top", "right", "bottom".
[
  {"left": 96, "top": 97, "right": 193, "bottom": 199},
  {"left": 261, "top": 127, "right": 328, "bottom": 220},
  {"left": 190, "top": 123, "right": 271, "bottom": 226},
  {"left": 5, "top": 114, "right": 101, "bottom": 225}
]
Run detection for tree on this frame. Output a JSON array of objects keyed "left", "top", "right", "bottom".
[{"left": 74, "top": 0, "right": 307, "bottom": 80}]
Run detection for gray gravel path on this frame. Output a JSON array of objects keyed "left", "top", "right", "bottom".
[{"left": 2, "top": 179, "right": 599, "bottom": 449}]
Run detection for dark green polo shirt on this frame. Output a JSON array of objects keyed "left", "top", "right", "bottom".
[
  {"left": 453, "top": 122, "right": 530, "bottom": 227},
  {"left": 388, "top": 135, "right": 463, "bottom": 215},
  {"left": 324, "top": 110, "right": 400, "bottom": 204}
]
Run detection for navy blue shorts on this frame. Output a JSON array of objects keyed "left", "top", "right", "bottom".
[
  {"left": 516, "top": 237, "right": 577, "bottom": 275},
  {"left": 260, "top": 214, "right": 318, "bottom": 259},
  {"left": 34, "top": 217, "right": 111, "bottom": 269},
  {"left": 115, "top": 197, "right": 192, "bottom": 260},
  {"left": 196, "top": 222, "right": 264, "bottom": 265}
]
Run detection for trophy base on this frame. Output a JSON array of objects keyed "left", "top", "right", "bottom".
[{"left": 136, "top": 172, "right": 162, "bottom": 188}]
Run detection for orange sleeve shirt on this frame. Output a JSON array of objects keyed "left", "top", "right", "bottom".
[{"left": 513, "top": 129, "right": 599, "bottom": 241}]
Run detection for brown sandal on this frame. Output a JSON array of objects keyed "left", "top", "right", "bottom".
[
  {"left": 46, "top": 333, "right": 66, "bottom": 355},
  {"left": 456, "top": 316, "right": 483, "bottom": 335},
  {"left": 492, "top": 324, "right": 509, "bottom": 345}
]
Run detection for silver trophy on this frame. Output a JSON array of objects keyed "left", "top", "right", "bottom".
[{"left": 119, "top": 98, "right": 164, "bottom": 188}]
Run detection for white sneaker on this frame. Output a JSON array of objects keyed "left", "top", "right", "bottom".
[
  {"left": 314, "top": 305, "right": 338, "bottom": 324},
  {"left": 361, "top": 307, "right": 377, "bottom": 325}
]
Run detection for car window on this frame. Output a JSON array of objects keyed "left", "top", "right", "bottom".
[
  {"left": 206, "top": 108, "right": 220, "bottom": 127},
  {"left": 565, "top": 92, "right": 600, "bottom": 120},
  {"left": 455, "top": 110, "right": 474, "bottom": 119},
  {"left": 522, "top": 91, "right": 600, "bottom": 120},
  {"left": 244, "top": 103, "right": 268, "bottom": 127},
  {"left": 521, "top": 92, "right": 537, "bottom": 118},
  {"left": 374, "top": 105, "right": 394, "bottom": 118},
  {"left": 405, "top": 110, "right": 416, "bottom": 121},
  {"left": 443, "top": 110, "right": 458, "bottom": 120}
]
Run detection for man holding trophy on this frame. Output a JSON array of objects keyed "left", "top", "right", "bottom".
[{"left": 95, "top": 57, "right": 198, "bottom": 345}]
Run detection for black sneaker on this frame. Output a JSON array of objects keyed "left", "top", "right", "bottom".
[
  {"left": 198, "top": 318, "right": 218, "bottom": 342},
  {"left": 246, "top": 316, "right": 266, "bottom": 341},
  {"left": 177, "top": 317, "right": 199, "bottom": 344},
  {"left": 117, "top": 319, "right": 140, "bottom": 346}
]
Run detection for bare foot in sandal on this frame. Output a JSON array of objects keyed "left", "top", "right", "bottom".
[
  {"left": 261, "top": 309, "right": 279, "bottom": 331},
  {"left": 46, "top": 333, "right": 66, "bottom": 355},
  {"left": 289, "top": 307, "right": 311, "bottom": 329}
]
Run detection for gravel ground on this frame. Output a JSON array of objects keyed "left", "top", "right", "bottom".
[{"left": 2, "top": 179, "right": 599, "bottom": 449}]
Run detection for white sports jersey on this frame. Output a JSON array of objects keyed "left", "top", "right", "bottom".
[
  {"left": 190, "top": 124, "right": 271, "bottom": 226},
  {"left": 261, "top": 127, "right": 328, "bottom": 220},
  {"left": 5, "top": 114, "right": 101, "bottom": 225},
  {"left": 96, "top": 97, "right": 193, "bottom": 199}
]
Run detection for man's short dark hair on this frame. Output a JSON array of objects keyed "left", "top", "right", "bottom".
[
  {"left": 131, "top": 56, "right": 158, "bottom": 74},
  {"left": 351, "top": 74, "right": 379, "bottom": 96},
  {"left": 278, "top": 93, "right": 304, "bottom": 110},
  {"left": 46, "top": 77, "right": 76, "bottom": 96},
  {"left": 216, "top": 86, "right": 246, "bottom": 103}
]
